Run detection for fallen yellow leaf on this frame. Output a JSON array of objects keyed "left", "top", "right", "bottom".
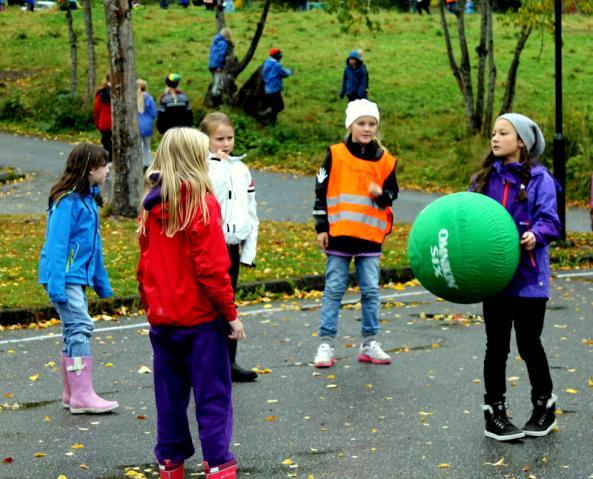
[
  {"left": 57, "top": 475, "right": 68, "bottom": 479},
  {"left": 588, "top": 378, "right": 593, "bottom": 387},
  {"left": 437, "top": 463, "right": 450, "bottom": 468},
  {"left": 33, "top": 452, "right": 46, "bottom": 458},
  {"left": 29, "top": 374, "right": 40, "bottom": 382},
  {"left": 282, "top": 458, "right": 294, "bottom": 465},
  {"left": 70, "top": 444, "right": 84, "bottom": 449},
  {"left": 137, "top": 366, "right": 152, "bottom": 374},
  {"left": 565, "top": 388, "right": 578, "bottom": 394},
  {"left": 104, "top": 363, "right": 113, "bottom": 368}
]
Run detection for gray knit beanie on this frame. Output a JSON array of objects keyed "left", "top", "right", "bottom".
[{"left": 497, "top": 113, "right": 545, "bottom": 158}]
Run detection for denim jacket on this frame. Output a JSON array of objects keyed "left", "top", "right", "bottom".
[
  {"left": 38, "top": 187, "right": 112, "bottom": 303},
  {"left": 471, "top": 161, "right": 561, "bottom": 298}
]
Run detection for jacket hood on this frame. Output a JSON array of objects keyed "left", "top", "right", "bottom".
[
  {"left": 346, "top": 50, "right": 363, "bottom": 65},
  {"left": 493, "top": 159, "right": 548, "bottom": 180}
]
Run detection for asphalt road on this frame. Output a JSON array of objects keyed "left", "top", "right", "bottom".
[
  {"left": 1, "top": 132, "right": 590, "bottom": 231},
  {"left": 1, "top": 272, "right": 592, "bottom": 479}
]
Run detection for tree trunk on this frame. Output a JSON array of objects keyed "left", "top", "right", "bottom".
[
  {"left": 83, "top": 0, "right": 96, "bottom": 106},
  {"left": 484, "top": 0, "right": 496, "bottom": 137},
  {"left": 205, "top": 0, "right": 272, "bottom": 106},
  {"left": 499, "top": 25, "right": 533, "bottom": 115},
  {"left": 474, "top": 0, "right": 489, "bottom": 133},
  {"left": 215, "top": 0, "right": 226, "bottom": 31},
  {"left": 104, "top": 0, "right": 143, "bottom": 218},
  {"left": 453, "top": 0, "right": 479, "bottom": 134},
  {"left": 438, "top": 0, "right": 464, "bottom": 95},
  {"left": 65, "top": 3, "right": 78, "bottom": 97}
]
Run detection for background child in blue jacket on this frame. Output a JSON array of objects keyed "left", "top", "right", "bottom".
[
  {"left": 261, "top": 48, "right": 292, "bottom": 124},
  {"left": 339, "top": 50, "right": 369, "bottom": 101},
  {"left": 137, "top": 78, "right": 157, "bottom": 171},
  {"left": 208, "top": 28, "right": 232, "bottom": 106},
  {"left": 38, "top": 143, "right": 118, "bottom": 414},
  {"left": 470, "top": 113, "right": 561, "bottom": 441}
]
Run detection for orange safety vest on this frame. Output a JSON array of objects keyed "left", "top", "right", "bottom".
[{"left": 327, "top": 143, "right": 397, "bottom": 244}]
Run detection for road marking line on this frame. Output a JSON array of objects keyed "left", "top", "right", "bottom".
[
  {"left": 556, "top": 271, "right": 593, "bottom": 278},
  {"left": 0, "top": 290, "right": 430, "bottom": 345}
]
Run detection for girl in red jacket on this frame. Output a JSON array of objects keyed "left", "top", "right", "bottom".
[{"left": 137, "top": 127, "right": 245, "bottom": 479}]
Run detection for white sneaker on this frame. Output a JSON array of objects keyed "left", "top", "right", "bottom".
[
  {"left": 314, "top": 343, "right": 336, "bottom": 368},
  {"left": 358, "top": 340, "right": 391, "bottom": 364}
]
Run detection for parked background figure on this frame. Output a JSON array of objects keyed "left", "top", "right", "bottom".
[
  {"left": 445, "top": 0, "right": 457, "bottom": 13},
  {"left": 208, "top": 27, "right": 232, "bottom": 108},
  {"left": 93, "top": 74, "right": 112, "bottom": 161},
  {"left": 339, "top": 50, "right": 369, "bottom": 102},
  {"left": 261, "top": 48, "right": 292, "bottom": 125},
  {"left": 157, "top": 73, "right": 193, "bottom": 135},
  {"left": 136, "top": 79, "right": 157, "bottom": 172}
]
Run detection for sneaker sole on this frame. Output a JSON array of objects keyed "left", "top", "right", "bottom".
[
  {"left": 358, "top": 353, "right": 391, "bottom": 365},
  {"left": 484, "top": 430, "right": 525, "bottom": 441},
  {"left": 523, "top": 419, "right": 557, "bottom": 437},
  {"left": 314, "top": 358, "right": 335, "bottom": 368}
]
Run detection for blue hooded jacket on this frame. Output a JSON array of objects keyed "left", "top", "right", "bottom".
[
  {"left": 340, "top": 50, "right": 368, "bottom": 100},
  {"left": 262, "top": 57, "right": 292, "bottom": 95},
  {"left": 38, "top": 187, "right": 112, "bottom": 304},
  {"left": 138, "top": 92, "right": 157, "bottom": 138},
  {"left": 208, "top": 33, "right": 230, "bottom": 70},
  {"left": 470, "top": 161, "right": 561, "bottom": 298}
]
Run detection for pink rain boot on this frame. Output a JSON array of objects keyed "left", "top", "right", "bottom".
[
  {"left": 158, "top": 460, "right": 184, "bottom": 479},
  {"left": 203, "top": 460, "right": 237, "bottom": 479},
  {"left": 60, "top": 353, "right": 70, "bottom": 408},
  {"left": 65, "top": 356, "right": 119, "bottom": 414}
]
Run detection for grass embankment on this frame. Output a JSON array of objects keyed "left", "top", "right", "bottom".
[
  {"left": 1, "top": 215, "right": 591, "bottom": 312},
  {"left": 0, "top": 7, "right": 592, "bottom": 201}
]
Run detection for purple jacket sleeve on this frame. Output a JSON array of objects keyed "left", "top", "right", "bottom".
[{"left": 530, "top": 172, "right": 562, "bottom": 246}]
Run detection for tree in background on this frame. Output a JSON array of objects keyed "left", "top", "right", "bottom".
[
  {"left": 104, "top": 0, "right": 143, "bottom": 217},
  {"left": 82, "top": 0, "right": 96, "bottom": 106},
  {"left": 204, "top": 0, "right": 272, "bottom": 107}
]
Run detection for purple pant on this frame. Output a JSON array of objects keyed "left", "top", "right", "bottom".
[{"left": 150, "top": 317, "right": 234, "bottom": 467}]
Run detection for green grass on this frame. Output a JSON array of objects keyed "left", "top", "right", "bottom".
[
  {"left": 0, "top": 6, "right": 592, "bottom": 202},
  {"left": 1, "top": 214, "right": 591, "bottom": 311}
]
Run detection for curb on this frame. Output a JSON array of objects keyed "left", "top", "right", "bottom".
[{"left": 0, "top": 266, "right": 415, "bottom": 327}]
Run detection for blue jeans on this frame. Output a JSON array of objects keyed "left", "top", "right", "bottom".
[
  {"left": 319, "top": 254, "right": 381, "bottom": 338},
  {"left": 54, "top": 284, "right": 94, "bottom": 357}
]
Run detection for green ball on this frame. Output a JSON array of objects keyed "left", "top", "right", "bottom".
[{"left": 407, "top": 192, "right": 520, "bottom": 304}]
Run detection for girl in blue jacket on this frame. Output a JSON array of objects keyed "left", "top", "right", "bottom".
[
  {"left": 38, "top": 143, "right": 118, "bottom": 414},
  {"left": 137, "top": 78, "right": 157, "bottom": 171},
  {"left": 470, "top": 113, "right": 561, "bottom": 442}
]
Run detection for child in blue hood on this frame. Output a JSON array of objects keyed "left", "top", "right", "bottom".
[
  {"left": 470, "top": 113, "right": 561, "bottom": 442},
  {"left": 339, "top": 49, "right": 368, "bottom": 102},
  {"left": 38, "top": 143, "right": 118, "bottom": 414}
]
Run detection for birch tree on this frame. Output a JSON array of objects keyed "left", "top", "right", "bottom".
[{"left": 104, "top": 0, "right": 143, "bottom": 217}]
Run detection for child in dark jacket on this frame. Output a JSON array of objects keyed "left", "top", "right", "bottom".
[
  {"left": 157, "top": 73, "right": 193, "bottom": 135},
  {"left": 137, "top": 127, "right": 245, "bottom": 479},
  {"left": 38, "top": 143, "right": 118, "bottom": 414},
  {"left": 470, "top": 113, "right": 562, "bottom": 442},
  {"left": 339, "top": 50, "right": 368, "bottom": 102}
]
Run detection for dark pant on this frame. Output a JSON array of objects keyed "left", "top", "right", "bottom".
[
  {"left": 226, "top": 243, "right": 240, "bottom": 363},
  {"left": 417, "top": 0, "right": 430, "bottom": 14},
  {"left": 150, "top": 319, "right": 234, "bottom": 467},
  {"left": 263, "top": 92, "right": 284, "bottom": 123},
  {"left": 100, "top": 131, "right": 112, "bottom": 161},
  {"left": 483, "top": 296, "right": 553, "bottom": 404}
]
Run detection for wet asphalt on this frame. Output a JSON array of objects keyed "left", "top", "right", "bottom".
[{"left": 0, "top": 274, "right": 592, "bottom": 479}]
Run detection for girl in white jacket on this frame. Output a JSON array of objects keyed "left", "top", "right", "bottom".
[{"left": 200, "top": 112, "right": 259, "bottom": 383}]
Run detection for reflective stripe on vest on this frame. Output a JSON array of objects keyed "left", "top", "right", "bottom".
[{"left": 327, "top": 143, "right": 396, "bottom": 243}]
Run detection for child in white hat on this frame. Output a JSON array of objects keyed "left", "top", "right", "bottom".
[{"left": 312, "top": 99, "right": 399, "bottom": 368}]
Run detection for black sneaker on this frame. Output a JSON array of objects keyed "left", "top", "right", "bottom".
[
  {"left": 230, "top": 363, "right": 257, "bottom": 383},
  {"left": 482, "top": 402, "right": 525, "bottom": 441},
  {"left": 523, "top": 393, "right": 557, "bottom": 437}
]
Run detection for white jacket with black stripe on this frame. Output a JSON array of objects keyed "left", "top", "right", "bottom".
[{"left": 207, "top": 153, "right": 259, "bottom": 265}]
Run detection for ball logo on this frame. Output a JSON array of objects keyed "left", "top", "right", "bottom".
[{"left": 430, "top": 229, "right": 458, "bottom": 289}]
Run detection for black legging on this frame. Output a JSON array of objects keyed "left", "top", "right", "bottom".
[
  {"left": 226, "top": 243, "right": 241, "bottom": 363},
  {"left": 483, "top": 296, "right": 553, "bottom": 404}
]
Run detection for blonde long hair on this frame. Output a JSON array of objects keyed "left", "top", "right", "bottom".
[
  {"left": 136, "top": 79, "right": 148, "bottom": 114},
  {"left": 139, "top": 128, "right": 213, "bottom": 237}
]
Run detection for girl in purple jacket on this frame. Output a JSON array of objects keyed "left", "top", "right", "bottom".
[{"left": 470, "top": 113, "right": 561, "bottom": 442}]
